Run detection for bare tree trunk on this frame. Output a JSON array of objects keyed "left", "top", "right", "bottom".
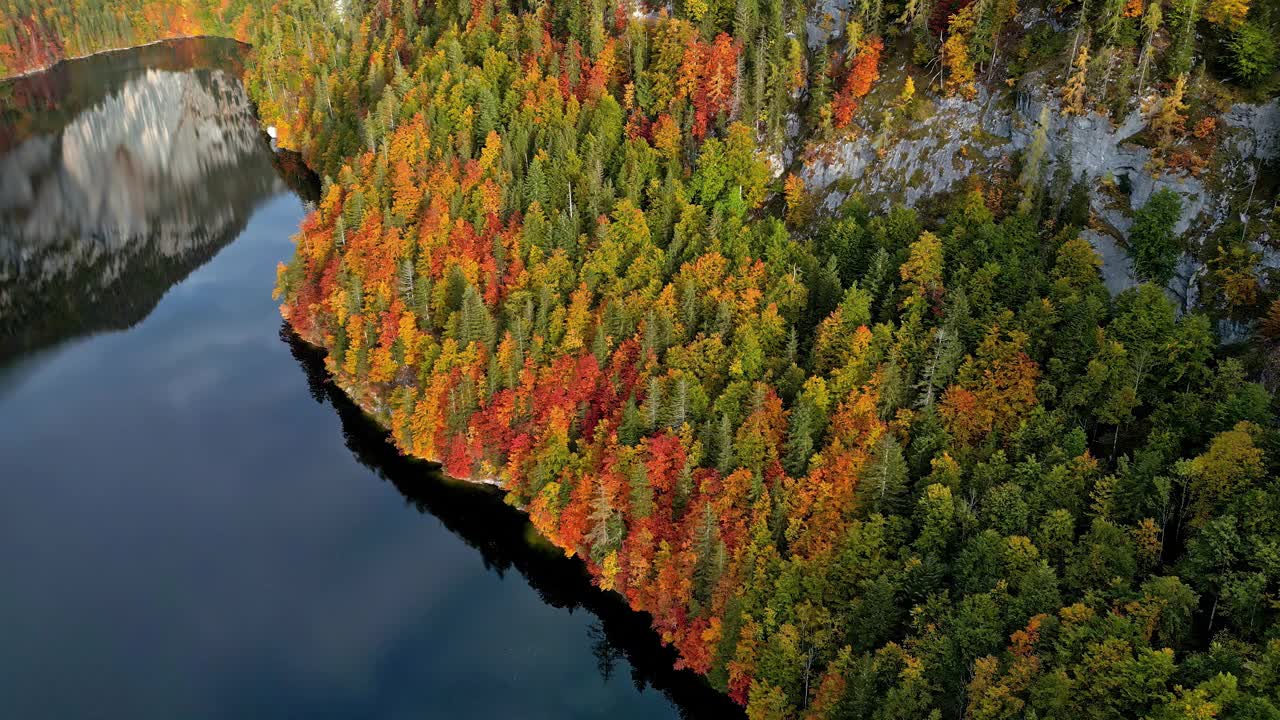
[
  {"left": 1240, "top": 162, "right": 1259, "bottom": 244},
  {"left": 803, "top": 647, "right": 814, "bottom": 708}
]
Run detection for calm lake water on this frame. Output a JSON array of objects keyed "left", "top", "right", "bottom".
[{"left": 0, "top": 39, "right": 737, "bottom": 720}]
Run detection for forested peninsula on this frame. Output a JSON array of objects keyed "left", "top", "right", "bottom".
[{"left": 6, "top": 0, "right": 1280, "bottom": 717}]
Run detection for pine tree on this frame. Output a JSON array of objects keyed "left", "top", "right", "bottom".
[
  {"left": 458, "top": 285, "right": 495, "bottom": 348},
  {"left": 586, "top": 482, "right": 622, "bottom": 561},
  {"left": 1229, "top": 23, "right": 1279, "bottom": 87},
  {"left": 1169, "top": 0, "right": 1200, "bottom": 75},
  {"left": 691, "top": 503, "right": 725, "bottom": 611},
  {"left": 1128, "top": 188, "right": 1184, "bottom": 284},
  {"left": 716, "top": 413, "right": 736, "bottom": 473},
  {"left": 647, "top": 375, "right": 663, "bottom": 430},
  {"left": 619, "top": 399, "right": 645, "bottom": 446}
]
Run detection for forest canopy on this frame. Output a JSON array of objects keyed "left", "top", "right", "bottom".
[
  {"left": 249, "top": 0, "right": 1280, "bottom": 715},
  {"left": 10, "top": 0, "right": 1279, "bottom": 717}
]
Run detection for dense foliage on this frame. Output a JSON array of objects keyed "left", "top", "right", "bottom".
[
  {"left": 22, "top": 0, "right": 1279, "bottom": 716},
  {"left": 246, "top": 0, "right": 1280, "bottom": 715},
  {"left": 0, "top": 0, "right": 259, "bottom": 76}
]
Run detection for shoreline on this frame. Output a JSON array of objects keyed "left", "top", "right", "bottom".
[
  {"left": 279, "top": 308, "right": 736, "bottom": 706},
  {"left": 287, "top": 322, "right": 508, "bottom": 490},
  {"left": 2, "top": 35, "right": 251, "bottom": 81}
]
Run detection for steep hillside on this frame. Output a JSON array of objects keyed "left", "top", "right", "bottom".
[
  {"left": 23, "top": 0, "right": 1274, "bottom": 717},
  {"left": 247, "top": 0, "right": 1280, "bottom": 717}
]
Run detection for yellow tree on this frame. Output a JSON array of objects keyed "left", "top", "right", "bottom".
[
  {"left": 1204, "top": 0, "right": 1249, "bottom": 29},
  {"left": 1262, "top": 299, "right": 1280, "bottom": 340},
  {"left": 899, "top": 230, "right": 944, "bottom": 320},
  {"left": 783, "top": 173, "right": 812, "bottom": 226},
  {"left": 1062, "top": 44, "right": 1090, "bottom": 115},
  {"left": 1187, "top": 421, "right": 1266, "bottom": 526},
  {"left": 940, "top": 326, "right": 1040, "bottom": 446},
  {"left": 391, "top": 159, "right": 422, "bottom": 220},
  {"left": 897, "top": 75, "right": 916, "bottom": 108},
  {"left": 1148, "top": 74, "right": 1188, "bottom": 150},
  {"left": 943, "top": 5, "right": 978, "bottom": 99}
]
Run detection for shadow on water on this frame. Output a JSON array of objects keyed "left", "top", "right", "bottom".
[
  {"left": 283, "top": 326, "right": 746, "bottom": 720},
  {"left": 1, "top": 35, "right": 743, "bottom": 719}
]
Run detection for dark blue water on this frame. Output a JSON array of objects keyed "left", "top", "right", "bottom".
[{"left": 0, "top": 39, "right": 735, "bottom": 720}]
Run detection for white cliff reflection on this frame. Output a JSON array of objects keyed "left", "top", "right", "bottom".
[{"left": 0, "top": 62, "right": 286, "bottom": 363}]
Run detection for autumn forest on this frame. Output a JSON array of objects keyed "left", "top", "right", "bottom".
[{"left": 4, "top": 0, "right": 1279, "bottom": 716}]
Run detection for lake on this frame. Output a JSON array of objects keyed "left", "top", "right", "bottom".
[{"left": 0, "top": 38, "right": 738, "bottom": 720}]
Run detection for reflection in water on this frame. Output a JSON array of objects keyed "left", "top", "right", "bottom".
[
  {"left": 284, "top": 327, "right": 743, "bottom": 720},
  {"left": 0, "top": 38, "right": 738, "bottom": 719},
  {"left": 0, "top": 44, "right": 284, "bottom": 365}
]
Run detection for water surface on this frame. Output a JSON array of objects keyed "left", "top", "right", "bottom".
[{"left": 0, "top": 39, "right": 736, "bottom": 720}]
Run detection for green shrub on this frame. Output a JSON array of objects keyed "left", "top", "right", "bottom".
[{"left": 1230, "top": 22, "right": 1279, "bottom": 87}]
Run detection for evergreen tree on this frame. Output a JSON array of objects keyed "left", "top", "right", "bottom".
[{"left": 1128, "top": 188, "right": 1183, "bottom": 285}]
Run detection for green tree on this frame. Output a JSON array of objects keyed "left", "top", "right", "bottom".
[
  {"left": 1229, "top": 22, "right": 1279, "bottom": 87},
  {"left": 1128, "top": 188, "right": 1183, "bottom": 285}
]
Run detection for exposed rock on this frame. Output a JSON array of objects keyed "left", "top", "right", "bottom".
[
  {"left": 1223, "top": 101, "right": 1280, "bottom": 161},
  {"left": 799, "top": 82, "right": 1280, "bottom": 300},
  {"left": 806, "top": 0, "right": 853, "bottom": 50},
  {"left": 1, "top": 68, "right": 275, "bottom": 253},
  {"left": 803, "top": 92, "right": 997, "bottom": 209},
  {"left": 1081, "top": 229, "right": 1138, "bottom": 297}
]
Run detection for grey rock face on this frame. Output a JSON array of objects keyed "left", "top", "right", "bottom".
[
  {"left": 799, "top": 84, "right": 1279, "bottom": 300},
  {"left": 1223, "top": 101, "right": 1280, "bottom": 161},
  {"left": 1, "top": 68, "right": 273, "bottom": 253},
  {"left": 804, "top": 93, "right": 995, "bottom": 209},
  {"left": 806, "top": 0, "right": 854, "bottom": 49}
]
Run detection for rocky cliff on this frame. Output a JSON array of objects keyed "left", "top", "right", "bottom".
[{"left": 798, "top": 67, "right": 1279, "bottom": 321}]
